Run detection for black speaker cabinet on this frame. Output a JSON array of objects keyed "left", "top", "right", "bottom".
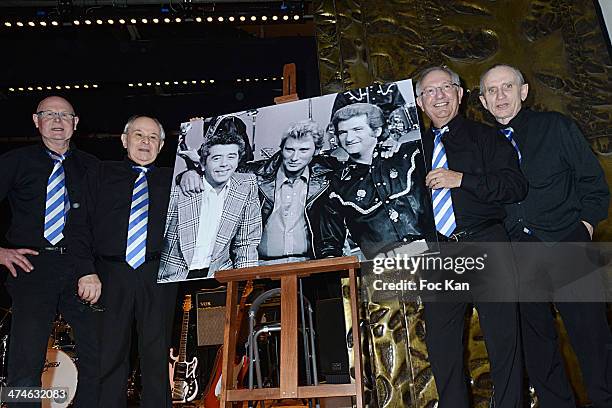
[
  {"left": 315, "top": 298, "right": 350, "bottom": 383},
  {"left": 196, "top": 287, "right": 226, "bottom": 346}
]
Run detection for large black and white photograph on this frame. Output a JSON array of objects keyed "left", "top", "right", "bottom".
[{"left": 157, "top": 79, "right": 438, "bottom": 283}]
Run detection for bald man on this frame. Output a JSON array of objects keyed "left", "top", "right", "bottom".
[{"left": 0, "top": 96, "right": 101, "bottom": 407}]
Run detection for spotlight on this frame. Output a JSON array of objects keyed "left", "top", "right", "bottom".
[
  {"left": 164, "top": 81, "right": 170, "bottom": 85},
  {"left": 146, "top": 82, "right": 152, "bottom": 86},
  {"left": 74, "top": 85, "right": 80, "bottom": 89},
  {"left": 164, "top": 18, "right": 171, "bottom": 23},
  {"left": 175, "top": 17, "right": 181, "bottom": 23},
  {"left": 84, "top": 19, "right": 92, "bottom": 25},
  {"left": 51, "top": 21, "right": 59, "bottom": 26},
  {"left": 250, "top": 16, "right": 257, "bottom": 21},
  {"left": 246, "top": 78, "right": 250, "bottom": 82},
  {"left": 141, "top": 18, "right": 148, "bottom": 24},
  {"left": 130, "top": 18, "right": 137, "bottom": 24},
  {"left": 218, "top": 16, "right": 224, "bottom": 22},
  {"left": 239, "top": 16, "right": 246, "bottom": 22},
  {"left": 173, "top": 81, "right": 178, "bottom": 85},
  {"left": 4, "top": 22, "right": 12, "bottom": 27},
  {"left": 8, "top": 87, "right": 14, "bottom": 92},
  {"left": 283, "top": 15, "right": 289, "bottom": 21},
  {"left": 263, "top": 77, "right": 268, "bottom": 81},
  {"left": 261, "top": 16, "right": 268, "bottom": 21},
  {"left": 206, "top": 17, "right": 213, "bottom": 22},
  {"left": 18, "top": 87, "right": 24, "bottom": 91},
  {"left": 191, "top": 80, "right": 196, "bottom": 84},
  {"left": 28, "top": 21, "right": 35, "bottom": 27},
  {"left": 92, "top": 84, "right": 98, "bottom": 88},
  {"left": 118, "top": 19, "right": 126, "bottom": 24},
  {"left": 195, "top": 17, "right": 202, "bottom": 22},
  {"left": 128, "top": 83, "right": 134, "bottom": 87},
  {"left": 200, "top": 80, "right": 206, "bottom": 84},
  {"left": 96, "top": 19, "right": 103, "bottom": 25},
  {"left": 272, "top": 16, "right": 278, "bottom": 21},
  {"left": 237, "top": 79, "right": 242, "bottom": 82},
  {"left": 46, "top": 86, "right": 52, "bottom": 90},
  {"left": 272, "top": 77, "right": 277, "bottom": 80},
  {"left": 155, "top": 82, "right": 161, "bottom": 86},
  {"left": 152, "top": 18, "right": 159, "bottom": 23},
  {"left": 254, "top": 78, "right": 259, "bottom": 81},
  {"left": 73, "top": 20, "right": 80, "bottom": 25},
  {"left": 182, "top": 80, "right": 188, "bottom": 85},
  {"left": 55, "top": 85, "right": 62, "bottom": 90},
  {"left": 137, "top": 83, "right": 143, "bottom": 86},
  {"left": 229, "top": 16, "right": 235, "bottom": 22},
  {"left": 83, "top": 84, "right": 89, "bottom": 88},
  {"left": 64, "top": 85, "right": 71, "bottom": 89},
  {"left": 107, "top": 19, "right": 114, "bottom": 24},
  {"left": 16, "top": 22, "right": 24, "bottom": 27},
  {"left": 27, "top": 87, "right": 33, "bottom": 91},
  {"left": 293, "top": 15, "right": 300, "bottom": 20},
  {"left": 40, "top": 21, "right": 47, "bottom": 27},
  {"left": 209, "top": 79, "right": 215, "bottom": 83}
]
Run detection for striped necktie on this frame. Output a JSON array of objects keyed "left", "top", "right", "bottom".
[
  {"left": 500, "top": 127, "right": 521, "bottom": 162},
  {"left": 44, "top": 151, "right": 68, "bottom": 245},
  {"left": 431, "top": 126, "right": 456, "bottom": 237},
  {"left": 126, "top": 166, "right": 149, "bottom": 269}
]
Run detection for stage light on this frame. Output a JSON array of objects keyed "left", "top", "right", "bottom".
[
  {"left": 164, "top": 18, "right": 171, "bottom": 23},
  {"left": 240, "top": 16, "right": 246, "bottom": 22},
  {"left": 73, "top": 85, "right": 80, "bottom": 89},
  {"left": 263, "top": 77, "right": 268, "bottom": 81},
  {"left": 40, "top": 21, "right": 47, "bottom": 26},
  {"left": 164, "top": 81, "right": 170, "bottom": 85},
  {"left": 51, "top": 21, "right": 59, "bottom": 26},
  {"left": 64, "top": 85, "right": 71, "bottom": 89},
  {"left": 182, "top": 80, "right": 188, "bottom": 85},
  {"left": 96, "top": 19, "right": 103, "bottom": 25},
  {"left": 293, "top": 15, "right": 300, "bottom": 20},
  {"left": 16, "top": 22, "right": 24, "bottom": 27},
  {"left": 27, "top": 87, "right": 33, "bottom": 91},
  {"left": 272, "top": 77, "right": 277, "bottom": 80},
  {"left": 107, "top": 19, "right": 114, "bottom": 24},
  {"left": 218, "top": 16, "right": 224, "bottom": 22},
  {"left": 283, "top": 15, "right": 289, "bottom": 21},
  {"left": 119, "top": 19, "right": 126, "bottom": 24},
  {"left": 155, "top": 82, "right": 161, "bottom": 86},
  {"left": 73, "top": 20, "right": 80, "bottom": 25},
  {"left": 128, "top": 83, "right": 134, "bottom": 87},
  {"left": 209, "top": 79, "right": 215, "bottom": 84},
  {"left": 200, "top": 80, "right": 206, "bottom": 84},
  {"left": 153, "top": 18, "right": 159, "bottom": 23},
  {"left": 272, "top": 16, "right": 278, "bottom": 21},
  {"left": 137, "top": 83, "right": 143, "bottom": 87},
  {"left": 191, "top": 80, "right": 196, "bottom": 84},
  {"left": 130, "top": 18, "right": 137, "bottom": 24},
  {"left": 55, "top": 85, "right": 62, "bottom": 90},
  {"left": 173, "top": 81, "right": 178, "bottom": 85},
  {"left": 85, "top": 19, "right": 92, "bottom": 25},
  {"left": 8, "top": 87, "right": 14, "bottom": 92},
  {"left": 18, "top": 87, "right": 24, "bottom": 91},
  {"left": 207, "top": 17, "right": 213, "bottom": 22},
  {"left": 46, "top": 86, "right": 52, "bottom": 90},
  {"left": 4, "top": 22, "right": 12, "bottom": 27},
  {"left": 250, "top": 16, "right": 257, "bottom": 21},
  {"left": 229, "top": 16, "right": 235, "bottom": 22},
  {"left": 141, "top": 18, "right": 148, "bottom": 24},
  {"left": 92, "top": 84, "right": 98, "bottom": 88},
  {"left": 175, "top": 17, "right": 181, "bottom": 23},
  {"left": 245, "top": 78, "right": 250, "bottom": 82},
  {"left": 237, "top": 79, "right": 242, "bottom": 82},
  {"left": 195, "top": 17, "right": 202, "bottom": 22},
  {"left": 261, "top": 16, "right": 268, "bottom": 21},
  {"left": 254, "top": 78, "right": 259, "bottom": 81},
  {"left": 28, "top": 21, "right": 35, "bottom": 27}
]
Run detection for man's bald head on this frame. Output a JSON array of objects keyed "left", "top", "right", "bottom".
[
  {"left": 33, "top": 95, "right": 79, "bottom": 154},
  {"left": 36, "top": 96, "right": 75, "bottom": 114}
]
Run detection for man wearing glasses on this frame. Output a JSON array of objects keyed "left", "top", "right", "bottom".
[
  {"left": 72, "top": 115, "right": 177, "bottom": 407},
  {"left": 0, "top": 96, "right": 101, "bottom": 407},
  {"left": 415, "top": 67, "right": 526, "bottom": 408}
]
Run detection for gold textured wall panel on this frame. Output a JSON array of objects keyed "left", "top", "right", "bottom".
[{"left": 319, "top": 1, "right": 612, "bottom": 407}]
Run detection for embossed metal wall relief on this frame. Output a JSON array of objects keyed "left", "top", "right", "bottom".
[{"left": 315, "top": 1, "right": 612, "bottom": 407}]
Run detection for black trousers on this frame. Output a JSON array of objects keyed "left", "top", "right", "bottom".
[
  {"left": 5, "top": 253, "right": 100, "bottom": 408},
  {"left": 513, "top": 222, "right": 612, "bottom": 408},
  {"left": 423, "top": 224, "right": 523, "bottom": 408},
  {"left": 97, "top": 258, "right": 177, "bottom": 408}
]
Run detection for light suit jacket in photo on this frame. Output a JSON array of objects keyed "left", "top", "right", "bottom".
[{"left": 157, "top": 172, "right": 262, "bottom": 282}]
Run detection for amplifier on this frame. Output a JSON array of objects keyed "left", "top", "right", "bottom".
[{"left": 196, "top": 287, "right": 226, "bottom": 346}]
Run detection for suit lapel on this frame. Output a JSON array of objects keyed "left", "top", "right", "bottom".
[
  {"left": 210, "top": 175, "right": 241, "bottom": 265},
  {"left": 178, "top": 189, "right": 202, "bottom": 267}
]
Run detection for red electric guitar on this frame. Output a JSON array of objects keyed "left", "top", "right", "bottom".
[{"left": 201, "top": 281, "right": 253, "bottom": 408}]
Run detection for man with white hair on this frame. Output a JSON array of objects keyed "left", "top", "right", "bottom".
[{"left": 480, "top": 63, "right": 611, "bottom": 408}]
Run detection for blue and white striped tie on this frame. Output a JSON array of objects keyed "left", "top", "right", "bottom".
[
  {"left": 500, "top": 127, "right": 521, "bottom": 162},
  {"left": 126, "top": 166, "right": 149, "bottom": 269},
  {"left": 431, "top": 126, "right": 456, "bottom": 237},
  {"left": 44, "top": 152, "right": 68, "bottom": 245}
]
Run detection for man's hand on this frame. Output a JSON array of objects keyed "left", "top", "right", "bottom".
[
  {"left": 379, "top": 138, "right": 402, "bottom": 159},
  {"left": 179, "top": 170, "right": 204, "bottom": 196},
  {"left": 0, "top": 247, "right": 38, "bottom": 277},
  {"left": 581, "top": 220, "right": 594, "bottom": 239},
  {"left": 78, "top": 274, "right": 102, "bottom": 304},
  {"left": 426, "top": 168, "right": 463, "bottom": 189}
]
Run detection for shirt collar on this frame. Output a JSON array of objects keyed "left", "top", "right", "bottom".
[
  {"left": 505, "top": 107, "right": 529, "bottom": 131},
  {"left": 431, "top": 114, "right": 464, "bottom": 138},
  {"left": 124, "top": 156, "right": 155, "bottom": 172},
  {"left": 202, "top": 174, "right": 230, "bottom": 196},
  {"left": 277, "top": 164, "right": 309, "bottom": 185}
]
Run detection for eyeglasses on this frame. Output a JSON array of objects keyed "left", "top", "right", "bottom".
[
  {"left": 420, "top": 83, "right": 459, "bottom": 97},
  {"left": 130, "top": 131, "right": 160, "bottom": 142},
  {"left": 37, "top": 110, "right": 76, "bottom": 121}
]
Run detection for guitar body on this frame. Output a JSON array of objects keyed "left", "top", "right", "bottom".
[
  {"left": 171, "top": 357, "right": 199, "bottom": 403},
  {"left": 202, "top": 347, "right": 223, "bottom": 408}
]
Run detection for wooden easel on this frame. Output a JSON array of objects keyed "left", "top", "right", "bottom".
[{"left": 215, "top": 257, "right": 364, "bottom": 407}]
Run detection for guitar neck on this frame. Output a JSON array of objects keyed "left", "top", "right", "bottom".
[{"left": 178, "top": 309, "right": 190, "bottom": 361}]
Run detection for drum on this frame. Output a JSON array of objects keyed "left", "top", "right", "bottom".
[{"left": 41, "top": 348, "right": 77, "bottom": 408}]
